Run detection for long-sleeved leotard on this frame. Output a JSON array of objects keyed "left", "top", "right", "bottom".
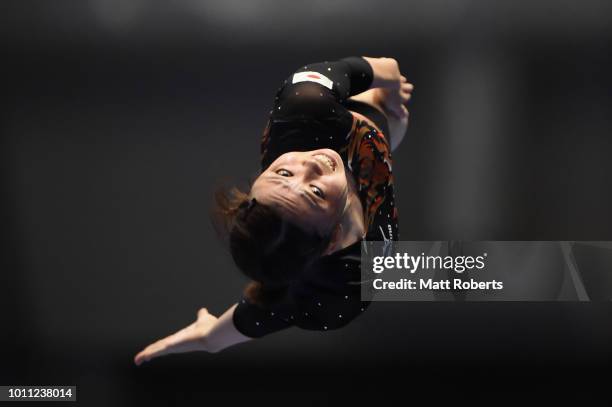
[{"left": 232, "top": 57, "right": 400, "bottom": 338}]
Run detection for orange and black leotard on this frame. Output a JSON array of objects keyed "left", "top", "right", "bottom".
[{"left": 233, "top": 57, "right": 399, "bottom": 337}]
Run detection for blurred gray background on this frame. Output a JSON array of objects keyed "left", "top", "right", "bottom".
[{"left": 1, "top": 0, "right": 612, "bottom": 405}]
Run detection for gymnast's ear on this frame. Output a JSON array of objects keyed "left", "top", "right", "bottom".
[{"left": 322, "top": 222, "right": 343, "bottom": 256}]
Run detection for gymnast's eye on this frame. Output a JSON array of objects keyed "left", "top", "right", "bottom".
[
  {"left": 311, "top": 186, "right": 325, "bottom": 199},
  {"left": 276, "top": 169, "right": 292, "bottom": 177}
]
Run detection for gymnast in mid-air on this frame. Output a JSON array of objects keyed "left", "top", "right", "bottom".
[{"left": 134, "top": 55, "right": 414, "bottom": 365}]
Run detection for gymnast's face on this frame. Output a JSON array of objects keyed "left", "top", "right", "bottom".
[{"left": 250, "top": 148, "right": 348, "bottom": 236}]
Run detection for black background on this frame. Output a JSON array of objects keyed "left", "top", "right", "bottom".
[{"left": 2, "top": 1, "right": 611, "bottom": 405}]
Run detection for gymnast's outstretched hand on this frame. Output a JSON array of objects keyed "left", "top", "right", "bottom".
[{"left": 134, "top": 307, "right": 218, "bottom": 365}]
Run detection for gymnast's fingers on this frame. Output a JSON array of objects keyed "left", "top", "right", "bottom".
[
  {"left": 402, "top": 82, "right": 414, "bottom": 93},
  {"left": 401, "top": 92, "right": 412, "bottom": 104}
]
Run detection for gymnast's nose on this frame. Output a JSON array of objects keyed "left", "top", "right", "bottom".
[{"left": 302, "top": 158, "right": 324, "bottom": 179}]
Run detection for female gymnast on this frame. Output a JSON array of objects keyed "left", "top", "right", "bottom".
[{"left": 134, "top": 56, "right": 414, "bottom": 365}]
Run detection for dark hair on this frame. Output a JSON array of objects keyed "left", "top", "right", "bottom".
[{"left": 210, "top": 183, "right": 333, "bottom": 306}]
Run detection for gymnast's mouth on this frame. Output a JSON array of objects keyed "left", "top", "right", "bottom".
[{"left": 312, "top": 153, "right": 337, "bottom": 172}]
